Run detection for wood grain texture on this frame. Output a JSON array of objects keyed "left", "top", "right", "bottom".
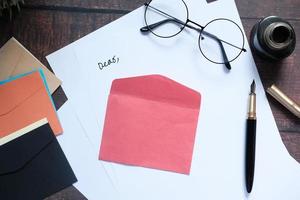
[
  {"left": 0, "top": 0, "right": 299, "bottom": 199},
  {"left": 236, "top": 0, "right": 300, "bottom": 19},
  {"left": 24, "top": 0, "right": 144, "bottom": 12},
  {"left": 281, "top": 131, "right": 300, "bottom": 163},
  {"left": 23, "top": 0, "right": 300, "bottom": 19}
]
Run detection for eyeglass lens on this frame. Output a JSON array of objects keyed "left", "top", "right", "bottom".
[{"left": 145, "top": 0, "right": 188, "bottom": 38}]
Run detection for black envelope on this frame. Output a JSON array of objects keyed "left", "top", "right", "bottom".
[{"left": 0, "top": 122, "right": 77, "bottom": 200}]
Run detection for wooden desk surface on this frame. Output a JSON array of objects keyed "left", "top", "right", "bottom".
[{"left": 0, "top": 0, "right": 299, "bottom": 199}]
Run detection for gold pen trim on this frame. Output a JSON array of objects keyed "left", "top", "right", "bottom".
[
  {"left": 248, "top": 93, "right": 257, "bottom": 119},
  {"left": 267, "top": 84, "right": 300, "bottom": 118},
  {"left": 248, "top": 80, "right": 256, "bottom": 120}
]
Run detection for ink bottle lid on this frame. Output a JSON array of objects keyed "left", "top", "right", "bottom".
[{"left": 250, "top": 16, "right": 296, "bottom": 60}]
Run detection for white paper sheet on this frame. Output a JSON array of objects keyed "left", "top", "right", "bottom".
[
  {"left": 48, "top": 0, "right": 300, "bottom": 199},
  {"left": 47, "top": 45, "right": 120, "bottom": 190},
  {"left": 57, "top": 101, "right": 120, "bottom": 200}
]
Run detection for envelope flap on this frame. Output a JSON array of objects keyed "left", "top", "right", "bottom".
[
  {"left": 0, "top": 71, "right": 43, "bottom": 115},
  {"left": 0, "top": 38, "right": 23, "bottom": 80},
  {"left": 0, "top": 123, "right": 54, "bottom": 175},
  {"left": 111, "top": 75, "right": 201, "bottom": 109}
]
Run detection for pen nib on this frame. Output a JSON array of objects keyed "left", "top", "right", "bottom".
[{"left": 250, "top": 80, "right": 256, "bottom": 93}]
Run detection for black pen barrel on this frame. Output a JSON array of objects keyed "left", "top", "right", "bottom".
[{"left": 246, "top": 119, "right": 256, "bottom": 193}]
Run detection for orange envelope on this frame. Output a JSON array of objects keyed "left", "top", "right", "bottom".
[
  {"left": 99, "top": 75, "right": 201, "bottom": 174},
  {"left": 0, "top": 70, "right": 63, "bottom": 138}
]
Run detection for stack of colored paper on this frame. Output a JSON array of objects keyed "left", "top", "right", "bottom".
[{"left": 0, "top": 38, "right": 77, "bottom": 199}]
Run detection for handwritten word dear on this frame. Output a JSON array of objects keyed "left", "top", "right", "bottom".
[{"left": 98, "top": 56, "right": 120, "bottom": 70}]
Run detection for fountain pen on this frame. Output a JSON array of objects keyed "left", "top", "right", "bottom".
[{"left": 246, "top": 80, "right": 256, "bottom": 193}]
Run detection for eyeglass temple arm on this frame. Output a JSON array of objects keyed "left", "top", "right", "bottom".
[
  {"left": 219, "top": 43, "right": 231, "bottom": 70},
  {"left": 140, "top": 19, "right": 180, "bottom": 32},
  {"left": 140, "top": 18, "right": 201, "bottom": 32},
  {"left": 201, "top": 31, "right": 231, "bottom": 70},
  {"left": 140, "top": 18, "right": 202, "bottom": 33}
]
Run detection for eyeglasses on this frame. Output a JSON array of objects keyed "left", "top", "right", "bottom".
[{"left": 140, "top": 0, "right": 247, "bottom": 70}]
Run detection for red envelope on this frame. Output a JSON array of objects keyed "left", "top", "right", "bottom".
[{"left": 99, "top": 75, "right": 201, "bottom": 174}]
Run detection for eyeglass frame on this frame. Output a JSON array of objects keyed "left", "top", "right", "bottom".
[{"left": 140, "top": 0, "right": 247, "bottom": 70}]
